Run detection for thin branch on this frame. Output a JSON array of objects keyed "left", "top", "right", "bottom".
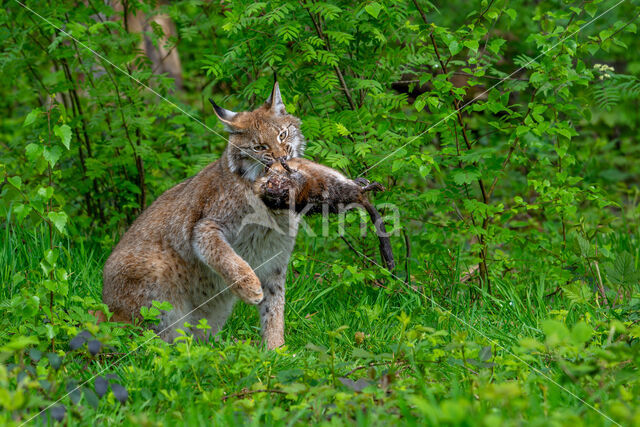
[
  {"left": 222, "top": 389, "right": 287, "bottom": 401},
  {"left": 301, "top": 1, "right": 356, "bottom": 110},
  {"left": 486, "top": 88, "right": 538, "bottom": 200},
  {"left": 402, "top": 227, "right": 412, "bottom": 285},
  {"left": 341, "top": 235, "right": 364, "bottom": 261}
]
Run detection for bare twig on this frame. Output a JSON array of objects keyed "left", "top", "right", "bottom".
[
  {"left": 301, "top": 1, "right": 356, "bottom": 110},
  {"left": 593, "top": 239, "right": 609, "bottom": 306},
  {"left": 401, "top": 228, "right": 412, "bottom": 285},
  {"left": 427, "top": 29, "right": 490, "bottom": 287},
  {"left": 222, "top": 389, "right": 287, "bottom": 401}
]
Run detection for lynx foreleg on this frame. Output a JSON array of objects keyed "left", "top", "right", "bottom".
[
  {"left": 193, "top": 219, "right": 264, "bottom": 305},
  {"left": 259, "top": 272, "right": 286, "bottom": 349}
]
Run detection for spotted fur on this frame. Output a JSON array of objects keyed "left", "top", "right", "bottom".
[{"left": 102, "top": 80, "right": 302, "bottom": 349}]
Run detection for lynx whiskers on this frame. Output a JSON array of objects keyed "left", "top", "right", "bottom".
[{"left": 211, "top": 81, "right": 305, "bottom": 182}]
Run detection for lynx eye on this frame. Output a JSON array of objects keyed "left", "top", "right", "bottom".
[
  {"left": 253, "top": 144, "right": 269, "bottom": 151},
  {"left": 278, "top": 129, "right": 288, "bottom": 142}
]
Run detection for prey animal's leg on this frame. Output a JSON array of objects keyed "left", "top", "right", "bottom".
[
  {"left": 258, "top": 270, "right": 286, "bottom": 349},
  {"left": 353, "top": 177, "right": 370, "bottom": 187},
  {"left": 362, "top": 182, "right": 384, "bottom": 192},
  {"left": 353, "top": 177, "right": 384, "bottom": 192},
  {"left": 192, "top": 219, "right": 264, "bottom": 305}
]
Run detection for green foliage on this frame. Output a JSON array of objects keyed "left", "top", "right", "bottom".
[{"left": 1, "top": 0, "right": 640, "bottom": 425}]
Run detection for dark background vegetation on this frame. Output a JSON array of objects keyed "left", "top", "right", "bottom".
[{"left": 0, "top": 0, "right": 639, "bottom": 425}]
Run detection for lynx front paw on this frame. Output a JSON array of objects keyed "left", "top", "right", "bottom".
[{"left": 233, "top": 274, "right": 264, "bottom": 305}]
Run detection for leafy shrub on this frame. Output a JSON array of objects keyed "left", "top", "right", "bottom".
[{"left": 0, "top": 0, "right": 639, "bottom": 425}]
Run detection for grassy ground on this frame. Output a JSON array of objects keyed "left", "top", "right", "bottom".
[{"left": 1, "top": 222, "right": 639, "bottom": 426}]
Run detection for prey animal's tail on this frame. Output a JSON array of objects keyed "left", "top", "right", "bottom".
[{"left": 362, "top": 200, "right": 395, "bottom": 271}]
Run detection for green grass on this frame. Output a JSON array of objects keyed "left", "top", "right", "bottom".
[{"left": 1, "top": 223, "right": 639, "bottom": 426}]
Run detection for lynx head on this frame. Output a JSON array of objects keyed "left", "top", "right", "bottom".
[{"left": 209, "top": 78, "right": 306, "bottom": 182}]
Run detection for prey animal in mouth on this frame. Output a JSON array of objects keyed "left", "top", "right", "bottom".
[{"left": 254, "top": 158, "right": 395, "bottom": 271}]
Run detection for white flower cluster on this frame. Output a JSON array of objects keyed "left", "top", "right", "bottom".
[{"left": 594, "top": 63, "right": 615, "bottom": 80}]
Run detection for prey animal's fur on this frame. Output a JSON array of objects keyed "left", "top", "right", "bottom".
[{"left": 254, "top": 158, "right": 395, "bottom": 270}]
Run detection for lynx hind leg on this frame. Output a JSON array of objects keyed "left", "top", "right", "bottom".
[
  {"left": 151, "top": 308, "right": 192, "bottom": 342},
  {"left": 259, "top": 270, "right": 286, "bottom": 349},
  {"left": 102, "top": 248, "right": 190, "bottom": 341}
]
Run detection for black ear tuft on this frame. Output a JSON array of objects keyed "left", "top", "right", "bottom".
[
  {"left": 209, "top": 98, "right": 225, "bottom": 118},
  {"left": 266, "top": 74, "right": 286, "bottom": 115},
  {"left": 209, "top": 98, "right": 237, "bottom": 123}
]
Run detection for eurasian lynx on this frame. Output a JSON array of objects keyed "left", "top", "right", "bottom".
[{"left": 102, "top": 80, "right": 304, "bottom": 349}]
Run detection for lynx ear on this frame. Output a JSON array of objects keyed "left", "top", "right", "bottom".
[
  {"left": 209, "top": 98, "right": 240, "bottom": 132},
  {"left": 265, "top": 75, "right": 286, "bottom": 116}
]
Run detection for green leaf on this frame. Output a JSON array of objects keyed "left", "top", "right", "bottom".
[
  {"left": 152, "top": 300, "right": 174, "bottom": 311},
  {"left": 599, "top": 29, "right": 614, "bottom": 41},
  {"left": 516, "top": 125, "right": 530, "bottom": 137},
  {"left": 571, "top": 321, "right": 593, "bottom": 344},
  {"left": 45, "top": 248, "right": 58, "bottom": 265},
  {"left": 485, "top": 10, "right": 499, "bottom": 20},
  {"left": 561, "top": 281, "right": 591, "bottom": 305},
  {"left": 488, "top": 38, "right": 506, "bottom": 54},
  {"left": 463, "top": 39, "right": 479, "bottom": 53},
  {"left": 281, "top": 382, "right": 306, "bottom": 395},
  {"left": 43, "top": 279, "right": 59, "bottom": 293},
  {"left": 604, "top": 252, "right": 640, "bottom": 288},
  {"left": 47, "top": 352, "right": 62, "bottom": 370},
  {"left": 23, "top": 108, "right": 41, "bottom": 127},
  {"left": 43, "top": 146, "right": 63, "bottom": 167},
  {"left": 0, "top": 336, "right": 39, "bottom": 352},
  {"left": 29, "top": 348, "right": 43, "bottom": 362},
  {"left": 541, "top": 319, "right": 570, "bottom": 346},
  {"left": 83, "top": 387, "right": 100, "bottom": 409},
  {"left": 576, "top": 235, "right": 594, "bottom": 258},
  {"left": 364, "top": 2, "right": 383, "bottom": 19},
  {"left": 55, "top": 268, "right": 68, "bottom": 282},
  {"left": 554, "top": 127, "right": 572, "bottom": 140},
  {"left": 13, "top": 204, "right": 30, "bottom": 222},
  {"left": 529, "top": 71, "right": 545, "bottom": 85},
  {"left": 7, "top": 176, "right": 22, "bottom": 190},
  {"left": 54, "top": 124, "right": 72, "bottom": 149},
  {"left": 25, "top": 143, "right": 43, "bottom": 162},
  {"left": 38, "top": 186, "right": 54, "bottom": 200},
  {"left": 478, "top": 346, "right": 492, "bottom": 361},
  {"left": 426, "top": 96, "right": 440, "bottom": 111},
  {"left": 448, "top": 40, "right": 462, "bottom": 56},
  {"left": 48, "top": 211, "right": 68, "bottom": 234},
  {"left": 452, "top": 167, "right": 480, "bottom": 185},
  {"left": 335, "top": 123, "right": 350, "bottom": 136}
]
